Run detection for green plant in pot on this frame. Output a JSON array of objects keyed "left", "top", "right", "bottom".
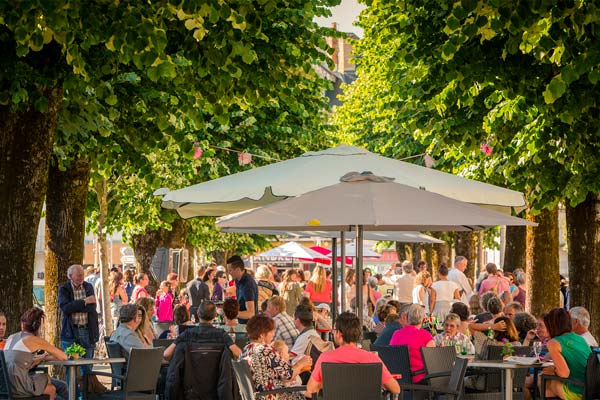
[{"left": 65, "top": 343, "right": 86, "bottom": 360}]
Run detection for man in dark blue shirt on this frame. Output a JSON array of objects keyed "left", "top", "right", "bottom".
[{"left": 226, "top": 255, "right": 258, "bottom": 324}]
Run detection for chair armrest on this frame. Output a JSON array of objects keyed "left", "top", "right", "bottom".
[
  {"left": 541, "top": 374, "right": 583, "bottom": 387},
  {"left": 412, "top": 368, "right": 426, "bottom": 377},
  {"left": 422, "top": 371, "right": 451, "bottom": 381},
  {"left": 400, "top": 383, "right": 461, "bottom": 396},
  {"left": 256, "top": 386, "right": 307, "bottom": 397},
  {"left": 86, "top": 371, "right": 125, "bottom": 380}
]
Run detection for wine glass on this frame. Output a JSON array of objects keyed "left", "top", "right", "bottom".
[{"left": 533, "top": 341, "right": 542, "bottom": 361}]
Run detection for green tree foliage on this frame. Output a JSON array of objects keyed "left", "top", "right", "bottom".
[
  {"left": 336, "top": 0, "right": 600, "bottom": 210},
  {"left": 0, "top": 0, "right": 339, "bottom": 331}
]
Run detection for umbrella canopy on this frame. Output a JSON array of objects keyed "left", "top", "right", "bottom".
[
  {"left": 216, "top": 172, "right": 535, "bottom": 326},
  {"left": 216, "top": 175, "right": 535, "bottom": 232},
  {"left": 218, "top": 228, "right": 444, "bottom": 244},
  {"left": 255, "top": 242, "right": 325, "bottom": 260},
  {"left": 161, "top": 145, "right": 526, "bottom": 218}
]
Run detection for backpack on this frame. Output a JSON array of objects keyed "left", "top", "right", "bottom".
[{"left": 585, "top": 347, "right": 600, "bottom": 399}]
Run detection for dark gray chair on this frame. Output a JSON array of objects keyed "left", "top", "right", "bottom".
[
  {"left": 0, "top": 351, "right": 50, "bottom": 400},
  {"left": 371, "top": 345, "right": 413, "bottom": 384},
  {"left": 401, "top": 357, "right": 469, "bottom": 400},
  {"left": 420, "top": 346, "right": 457, "bottom": 388},
  {"left": 231, "top": 358, "right": 306, "bottom": 400},
  {"left": 152, "top": 339, "right": 175, "bottom": 349},
  {"left": 84, "top": 347, "right": 164, "bottom": 400},
  {"left": 103, "top": 338, "right": 125, "bottom": 390},
  {"left": 315, "top": 362, "right": 384, "bottom": 400}
]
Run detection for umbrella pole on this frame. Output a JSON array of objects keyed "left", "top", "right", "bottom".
[
  {"left": 356, "top": 225, "right": 364, "bottom": 332},
  {"left": 331, "top": 238, "right": 338, "bottom": 323},
  {"left": 340, "top": 231, "right": 346, "bottom": 313}
]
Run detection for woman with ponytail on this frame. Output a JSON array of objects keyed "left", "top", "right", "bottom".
[{"left": 3, "top": 307, "right": 69, "bottom": 399}]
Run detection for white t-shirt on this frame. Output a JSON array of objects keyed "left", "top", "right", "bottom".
[
  {"left": 431, "top": 280, "right": 459, "bottom": 302},
  {"left": 448, "top": 268, "right": 473, "bottom": 303},
  {"left": 385, "top": 274, "right": 415, "bottom": 303},
  {"left": 580, "top": 331, "right": 599, "bottom": 347},
  {"left": 290, "top": 329, "right": 320, "bottom": 364}
]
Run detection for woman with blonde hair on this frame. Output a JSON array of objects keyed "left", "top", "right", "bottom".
[
  {"left": 343, "top": 269, "right": 356, "bottom": 312},
  {"left": 412, "top": 270, "right": 433, "bottom": 314},
  {"left": 278, "top": 269, "right": 303, "bottom": 316},
  {"left": 304, "top": 265, "right": 332, "bottom": 306},
  {"left": 256, "top": 264, "right": 279, "bottom": 305},
  {"left": 135, "top": 297, "right": 155, "bottom": 346}
]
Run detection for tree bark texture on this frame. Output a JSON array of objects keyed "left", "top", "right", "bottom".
[
  {"left": 454, "top": 231, "right": 478, "bottom": 283},
  {"left": 504, "top": 225, "right": 527, "bottom": 272},
  {"left": 95, "top": 177, "right": 113, "bottom": 335},
  {"left": 131, "top": 218, "right": 188, "bottom": 296},
  {"left": 526, "top": 207, "right": 560, "bottom": 316},
  {"left": 0, "top": 88, "right": 62, "bottom": 333},
  {"left": 565, "top": 193, "right": 600, "bottom": 339},
  {"left": 431, "top": 232, "right": 451, "bottom": 277},
  {"left": 395, "top": 242, "right": 408, "bottom": 264},
  {"left": 44, "top": 157, "right": 89, "bottom": 379}
]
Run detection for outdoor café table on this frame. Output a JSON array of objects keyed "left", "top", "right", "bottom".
[
  {"left": 467, "top": 359, "right": 524, "bottom": 400},
  {"left": 467, "top": 359, "right": 552, "bottom": 400},
  {"left": 44, "top": 357, "right": 126, "bottom": 400}
]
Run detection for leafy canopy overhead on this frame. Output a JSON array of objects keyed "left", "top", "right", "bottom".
[{"left": 336, "top": 0, "right": 600, "bottom": 211}]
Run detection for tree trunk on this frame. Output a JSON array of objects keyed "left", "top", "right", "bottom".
[
  {"left": 131, "top": 218, "right": 188, "bottom": 296},
  {"left": 44, "top": 157, "right": 90, "bottom": 350},
  {"left": 504, "top": 225, "right": 527, "bottom": 272},
  {"left": 565, "top": 193, "right": 600, "bottom": 339},
  {"left": 431, "top": 232, "right": 450, "bottom": 275},
  {"left": 0, "top": 88, "right": 62, "bottom": 334},
  {"left": 395, "top": 242, "right": 408, "bottom": 263},
  {"left": 526, "top": 207, "right": 560, "bottom": 316},
  {"left": 94, "top": 177, "right": 113, "bottom": 335},
  {"left": 454, "top": 232, "right": 478, "bottom": 283}
]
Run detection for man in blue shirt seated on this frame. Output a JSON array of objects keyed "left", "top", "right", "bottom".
[{"left": 110, "top": 304, "right": 148, "bottom": 355}]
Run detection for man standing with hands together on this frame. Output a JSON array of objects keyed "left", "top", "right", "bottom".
[{"left": 59, "top": 264, "right": 99, "bottom": 399}]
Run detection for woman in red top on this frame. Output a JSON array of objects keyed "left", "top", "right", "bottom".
[{"left": 304, "top": 265, "right": 332, "bottom": 305}]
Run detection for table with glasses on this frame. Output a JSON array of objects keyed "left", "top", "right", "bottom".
[
  {"left": 468, "top": 359, "right": 552, "bottom": 400},
  {"left": 44, "top": 357, "right": 126, "bottom": 400}
]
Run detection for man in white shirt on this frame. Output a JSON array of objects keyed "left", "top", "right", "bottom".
[
  {"left": 570, "top": 306, "right": 598, "bottom": 347},
  {"left": 384, "top": 261, "right": 415, "bottom": 305},
  {"left": 448, "top": 256, "right": 473, "bottom": 303},
  {"left": 290, "top": 304, "right": 320, "bottom": 364}
]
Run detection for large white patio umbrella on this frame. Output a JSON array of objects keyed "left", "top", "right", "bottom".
[
  {"left": 254, "top": 241, "right": 326, "bottom": 265},
  {"left": 216, "top": 172, "right": 535, "bottom": 324},
  {"left": 161, "top": 145, "right": 527, "bottom": 218}
]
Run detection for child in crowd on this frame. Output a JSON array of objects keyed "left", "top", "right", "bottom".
[{"left": 272, "top": 339, "right": 303, "bottom": 386}]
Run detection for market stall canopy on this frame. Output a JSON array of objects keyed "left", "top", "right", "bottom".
[
  {"left": 161, "top": 145, "right": 527, "bottom": 218},
  {"left": 255, "top": 241, "right": 326, "bottom": 262}
]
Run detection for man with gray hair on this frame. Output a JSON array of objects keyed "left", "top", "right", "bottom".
[
  {"left": 570, "top": 306, "right": 598, "bottom": 347},
  {"left": 384, "top": 261, "right": 416, "bottom": 305},
  {"left": 448, "top": 256, "right": 473, "bottom": 303},
  {"left": 59, "top": 264, "right": 99, "bottom": 399},
  {"left": 110, "top": 304, "right": 148, "bottom": 355}
]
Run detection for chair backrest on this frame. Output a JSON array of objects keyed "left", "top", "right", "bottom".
[
  {"left": 104, "top": 340, "right": 126, "bottom": 383},
  {"left": 447, "top": 357, "right": 469, "bottom": 396},
  {"left": 0, "top": 351, "right": 11, "bottom": 399},
  {"left": 152, "top": 338, "right": 175, "bottom": 348},
  {"left": 124, "top": 347, "right": 164, "bottom": 393},
  {"left": 584, "top": 348, "right": 600, "bottom": 400},
  {"left": 231, "top": 358, "right": 256, "bottom": 400},
  {"left": 420, "top": 346, "right": 457, "bottom": 387},
  {"left": 371, "top": 344, "right": 413, "bottom": 384},
  {"left": 321, "top": 362, "right": 382, "bottom": 400}
]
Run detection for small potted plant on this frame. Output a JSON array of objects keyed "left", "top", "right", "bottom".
[
  {"left": 65, "top": 343, "right": 86, "bottom": 360},
  {"left": 501, "top": 338, "right": 514, "bottom": 359}
]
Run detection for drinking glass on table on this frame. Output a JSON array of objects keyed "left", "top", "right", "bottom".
[{"left": 533, "top": 341, "right": 542, "bottom": 361}]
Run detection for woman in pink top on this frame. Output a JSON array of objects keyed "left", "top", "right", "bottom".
[
  {"left": 304, "top": 265, "right": 332, "bottom": 304},
  {"left": 155, "top": 281, "right": 174, "bottom": 322},
  {"left": 389, "top": 304, "right": 435, "bottom": 383}
]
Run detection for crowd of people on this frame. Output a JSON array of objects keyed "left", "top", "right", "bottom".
[{"left": 0, "top": 255, "right": 597, "bottom": 400}]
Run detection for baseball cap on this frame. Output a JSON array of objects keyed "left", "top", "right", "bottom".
[{"left": 315, "top": 303, "right": 330, "bottom": 312}]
